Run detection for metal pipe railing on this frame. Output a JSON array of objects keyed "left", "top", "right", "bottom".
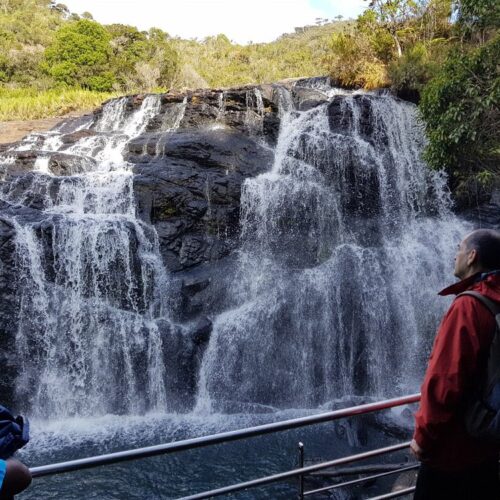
[
  {"left": 303, "top": 463, "right": 419, "bottom": 496},
  {"left": 30, "top": 393, "right": 420, "bottom": 478},
  {"left": 178, "top": 441, "right": 412, "bottom": 500},
  {"left": 368, "top": 486, "right": 416, "bottom": 499}
]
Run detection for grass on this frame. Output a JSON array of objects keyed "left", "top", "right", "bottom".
[{"left": 0, "top": 88, "right": 120, "bottom": 121}]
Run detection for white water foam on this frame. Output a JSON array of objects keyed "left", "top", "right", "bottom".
[
  {"left": 196, "top": 91, "right": 470, "bottom": 413},
  {"left": 4, "top": 95, "right": 185, "bottom": 419}
]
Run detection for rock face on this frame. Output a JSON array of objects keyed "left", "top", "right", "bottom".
[{"left": 132, "top": 129, "right": 273, "bottom": 272}]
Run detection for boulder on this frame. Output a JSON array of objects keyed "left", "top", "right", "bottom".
[
  {"left": 291, "top": 86, "right": 329, "bottom": 111},
  {"left": 0, "top": 150, "right": 95, "bottom": 177},
  {"left": 59, "top": 128, "right": 97, "bottom": 145}
]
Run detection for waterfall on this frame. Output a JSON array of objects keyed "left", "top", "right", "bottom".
[
  {"left": 195, "top": 91, "right": 468, "bottom": 413},
  {"left": 0, "top": 85, "right": 471, "bottom": 422},
  {"left": 2, "top": 95, "right": 180, "bottom": 418}
]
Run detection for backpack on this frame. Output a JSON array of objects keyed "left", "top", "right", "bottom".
[
  {"left": 458, "top": 291, "right": 500, "bottom": 441},
  {"left": 0, "top": 405, "right": 30, "bottom": 459}
]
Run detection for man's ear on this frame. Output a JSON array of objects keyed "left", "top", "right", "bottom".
[{"left": 467, "top": 248, "right": 478, "bottom": 266}]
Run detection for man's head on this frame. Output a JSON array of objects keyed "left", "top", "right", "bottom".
[{"left": 454, "top": 229, "right": 500, "bottom": 280}]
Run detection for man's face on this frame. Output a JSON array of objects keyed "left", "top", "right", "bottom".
[{"left": 454, "top": 238, "right": 472, "bottom": 279}]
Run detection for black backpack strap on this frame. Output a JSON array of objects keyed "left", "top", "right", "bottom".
[
  {"left": 457, "top": 291, "right": 500, "bottom": 316},
  {"left": 457, "top": 291, "right": 500, "bottom": 396}
]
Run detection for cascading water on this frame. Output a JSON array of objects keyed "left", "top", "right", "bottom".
[
  {"left": 2, "top": 95, "right": 177, "bottom": 418},
  {"left": 1, "top": 86, "right": 470, "bottom": 421},
  {"left": 195, "top": 91, "right": 468, "bottom": 413}
]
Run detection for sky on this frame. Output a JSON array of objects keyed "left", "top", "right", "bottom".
[{"left": 61, "top": 0, "right": 368, "bottom": 44}]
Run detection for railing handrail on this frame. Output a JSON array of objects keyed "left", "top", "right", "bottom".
[
  {"left": 178, "top": 441, "right": 413, "bottom": 500},
  {"left": 30, "top": 393, "right": 420, "bottom": 478}
]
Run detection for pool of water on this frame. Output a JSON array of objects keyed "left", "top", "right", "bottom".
[{"left": 18, "top": 405, "right": 415, "bottom": 499}]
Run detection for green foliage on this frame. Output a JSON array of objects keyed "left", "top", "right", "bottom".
[
  {"left": 324, "top": 31, "right": 389, "bottom": 89},
  {"left": 0, "top": 0, "right": 64, "bottom": 86},
  {"left": 388, "top": 40, "right": 449, "bottom": 96},
  {"left": 356, "top": 9, "right": 395, "bottom": 62},
  {"left": 104, "top": 24, "right": 179, "bottom": 91},
  {"left": 171, "top": 22, "right": 347, "bottom": 88},
  {"left": 44, "top": 19, "right": 114, "bottom": 90},
  {"left": 455, "top": 0, "right": 500, "bottom": 37},
  {"left": 324, "top": 0, "right": 453, "bottom": 93},
  {"left": 419, "top": 35, "right": 500, "bottom": 194},
  {"left": 143, "top": 28, "right": 179, "bottom": 88}
]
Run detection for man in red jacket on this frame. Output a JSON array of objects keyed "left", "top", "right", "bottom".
[{"left": 411, "top": 228, "right": 500, "bottom": 499}]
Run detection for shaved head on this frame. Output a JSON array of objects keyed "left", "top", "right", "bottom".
[{"left": 464, "top": 229, "right": 500, "bottom": 271}]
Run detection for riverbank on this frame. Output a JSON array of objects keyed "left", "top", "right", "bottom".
[{"left": 0, "top": 115, "right": 83, "bottom": 144}]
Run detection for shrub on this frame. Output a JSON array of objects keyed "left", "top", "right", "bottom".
[
  {"left": 43, "top": 19, "right": 112, "bottom": 88},
  {"left": 419, "top": 35, "right": 500, "bottom": 200}
]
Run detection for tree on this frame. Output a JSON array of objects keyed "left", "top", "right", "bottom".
[
  {"left": 419, "top": 35, "right": 500, "bottom": 202},
  {"left": 106, "top": 23, "right": 147, "bottom": 89},
  {"left": 143, "top": 28, "right": 179, "bottom": 88},
  {"left": 455, "top": 0, "right": 500, "bottom": 42},
  {"left": 43, "top": 18, "right": 114, "bottom": 90},
  {"left": 367, "top": 0, "right": 423, "bottom": 57},
  {"left": 356, "top": 8, "right": 396, "bottom": 62},
  {"left": 0, "top": 0, "right": 65, "bottom": 85}
]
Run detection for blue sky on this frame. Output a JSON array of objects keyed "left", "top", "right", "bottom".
[{"left": 61, "top": 0, "right": 367, "bottom": 44}]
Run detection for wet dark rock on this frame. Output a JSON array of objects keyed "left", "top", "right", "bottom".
[
  {"left": 0, "top": 150, "right": 44, "bottom": 178},
  {"left": 191, "top": 317, "right": 212, "bottom": 345},
  {"left": 328, "top": 95, "right": 389, "bottom": 147},
  {"left": 291, "top": 86, "right": 329, "bottom": 111},
  {"left": 132, "top": 128, "right": 273, "bottom": 272},
  {"left": 0, "top": 151, "right": 95, "bottom": 177},
  {"left": 48, "top": 152, "right": 96, "bottom": 175},
  {"left": 0, "top": 216, "right": 18, "bottom": 407},
  {"left": 59, "top": 128, "right": 96, "bottom": 144},
  {"left": 158, "top": 317, "right": 212, "bottom": 412},
  {"left": 459, "top": 189, "right": 500, "bottom": 230},
  {"left": 126, "top": 86, "right": 281, "bottom": 146},
  {"left": 54, "top": 113, "right": 96, "bottom": 134},
  {"left": 169, "top": 254, "right": 238, "bottom": 322},
  {"left": 293, "top": 76, "right": 333, "bottom": 89},
  {"left": 129, "top": 128, "right": 273, "bottom": 175},
  {"left": 181, "top": 277, "right": 211, "bottom": 297}
]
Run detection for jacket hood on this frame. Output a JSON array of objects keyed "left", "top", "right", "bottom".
[{"left": 439, "top": 270, "right": 500, "bottom": 302}]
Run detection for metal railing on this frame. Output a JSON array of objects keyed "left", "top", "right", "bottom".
[{"left": 30, "top": 393, "right": 421, "bottom": 499}]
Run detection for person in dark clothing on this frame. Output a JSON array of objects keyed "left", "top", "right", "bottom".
[
  {"left": 411, "top": 229, "right": 500, "bottom": 500},
  {"left": 0, "top": 458, "right": 31, "bottom": 500}
]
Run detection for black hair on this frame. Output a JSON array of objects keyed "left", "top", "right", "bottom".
[{"left": 465, "top": 229, "right": 500, "bottom": 270}]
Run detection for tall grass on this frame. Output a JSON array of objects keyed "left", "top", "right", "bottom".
[{"left": 0, "top": 88, "right": 119, "bottom": 121}]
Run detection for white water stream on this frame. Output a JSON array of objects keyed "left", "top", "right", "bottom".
[
  {"left": 195, "top": 91, "right": 468, "bottom": 412},
  {"left": 2, "top": 95, "right": 179, "bottom": 418}
]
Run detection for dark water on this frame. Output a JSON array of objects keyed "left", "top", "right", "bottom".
[{"left": 19, "top": 405, "right": 415, "bottom": 499}]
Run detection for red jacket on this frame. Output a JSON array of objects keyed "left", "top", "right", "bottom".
[{"left": 414, "top": 272, "right": 500, "bottom": 471}]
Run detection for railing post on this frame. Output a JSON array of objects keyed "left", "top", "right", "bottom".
[{"left": 298, "top": 441, "right": 305, "bottom": 500}]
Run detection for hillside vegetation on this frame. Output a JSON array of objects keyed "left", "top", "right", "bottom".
[{"left": 0, "top": 0, "right": 498, "bottom": 203}]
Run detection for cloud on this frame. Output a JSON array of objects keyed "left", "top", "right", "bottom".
[{"left": 61, "top": 0, "right": 366, "bottom": 44}]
